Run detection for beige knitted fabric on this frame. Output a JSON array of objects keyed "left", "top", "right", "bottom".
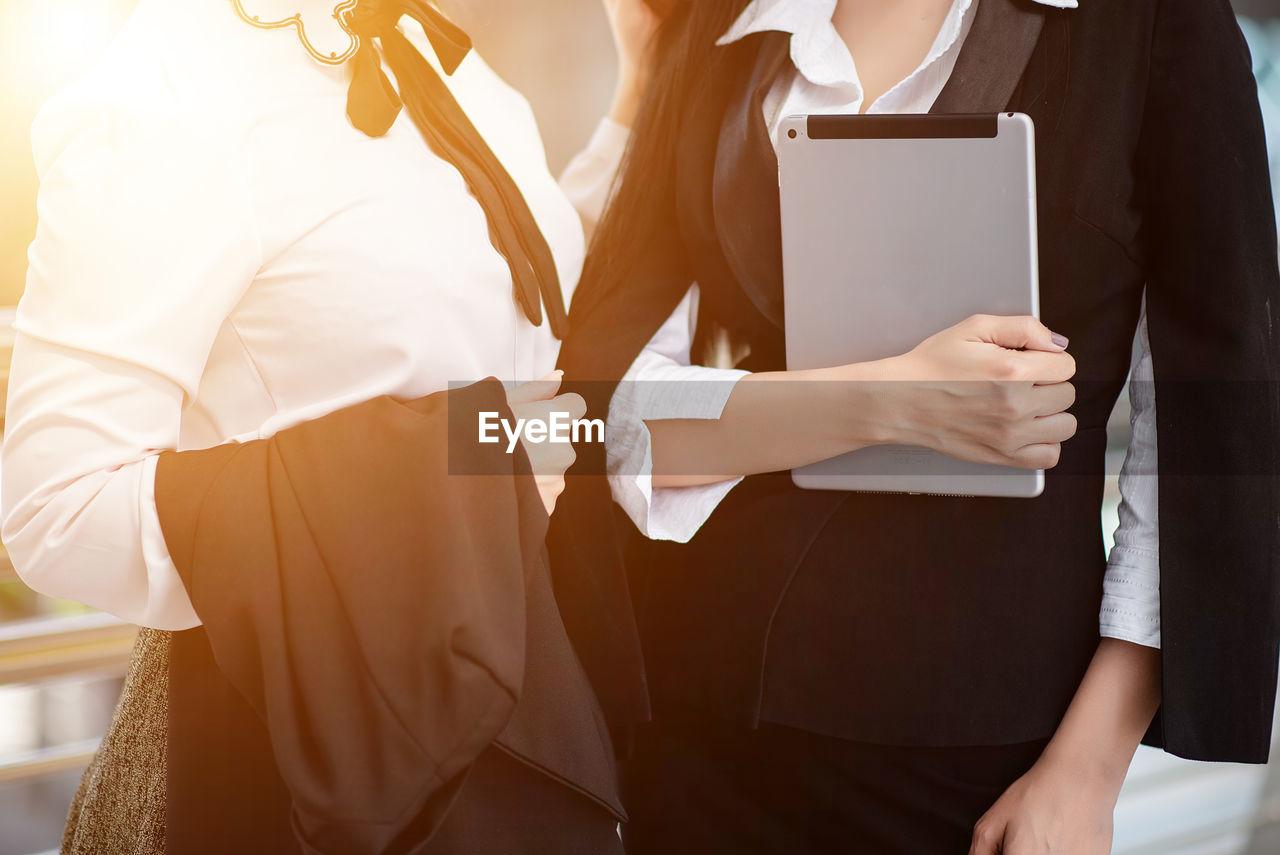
[{"left": 61, "top": 628, "right": 170, "bottom": 855}]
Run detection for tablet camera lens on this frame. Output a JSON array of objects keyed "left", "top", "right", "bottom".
[{"left": 788, "top": 129, "right": 798, "bottom": 139}]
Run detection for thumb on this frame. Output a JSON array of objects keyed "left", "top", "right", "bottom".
[
  {"left": 507, "top": 370, "right": 563, "bottom": 405},
  {"left": 974, "top": 314, "right": 1068, "bottom": 353}
]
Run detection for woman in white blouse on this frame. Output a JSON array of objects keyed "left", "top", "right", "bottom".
[{"left": 2, "top": 0, "right": 658, "bottom": 851}]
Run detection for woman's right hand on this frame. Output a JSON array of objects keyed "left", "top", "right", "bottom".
[
  {"left": 603, "top": 0, "right": 666, "bottom": 126},
  {"left": 879, "top": 314, "right": 1078, "bottom": 470},
  {"left": 506, "top": 371, "right": 587, "bottom": 516}
]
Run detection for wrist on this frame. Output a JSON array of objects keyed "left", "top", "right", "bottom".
[
  {"left": 1038, "top": 739, "right": 1131, "bottom": 803},
  {"left": 827, "top": 357, "right": 911, "bottom": 448},
  {"left": 608, "top": 72, "right": 646, "bottom": 127}
]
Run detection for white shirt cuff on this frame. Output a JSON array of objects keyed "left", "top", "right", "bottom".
[
  {"left": 1100, "top": 546, "right": 1160, "bottom": 648},
  {"left": 138, "top": 453, "right": 202, "bottom": 628},
  {"left": 606, "top": 367, "right": 747, "bottom": 542}
]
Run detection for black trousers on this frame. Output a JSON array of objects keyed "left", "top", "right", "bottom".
[{"left": 619, "top": 719, "right": 1047, "bottom": 855}]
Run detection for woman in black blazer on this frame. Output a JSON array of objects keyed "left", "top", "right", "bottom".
[{"left": 552, "top": 0, "right": 1280, "bottom": 852}]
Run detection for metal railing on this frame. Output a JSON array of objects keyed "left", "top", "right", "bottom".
[
  {"left": 0, "top": 544, "right": 17, "bottom": 584},
  {"left": 0, "top": 538, "right": 133, "bottom": 791},
  {"left": 0, "top": 738, "right": 101, "bottom": 786},
  {"left": 0, "top": 611, "right": 135, "bottom": 687}
]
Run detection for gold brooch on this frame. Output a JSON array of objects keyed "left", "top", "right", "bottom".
[{"left": 230, "top": 0, "right": 362, "bottom": 66}]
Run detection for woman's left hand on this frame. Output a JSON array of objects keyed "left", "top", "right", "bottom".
[
  {"left": 969, "top": 751, "right": 1118, "bottom": 854},
  {"left": 603, "top": 0, "right": 664, "bottom": 125},
  {"left": 970, "top": 639, "right": 1159, "bottom": 854}
]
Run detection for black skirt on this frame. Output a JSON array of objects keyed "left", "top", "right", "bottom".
[
  {"left": 167, "top": 628, "right": 623, "bottom": 855},
  {"left": 620, "top": 717, "right": 1046, "bottom": 855}
]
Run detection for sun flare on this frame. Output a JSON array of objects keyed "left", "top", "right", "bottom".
[{"left": 1, "top": 0, "right": 134, "bottom": 106}]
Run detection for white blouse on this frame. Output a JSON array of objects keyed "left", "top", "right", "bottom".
[
  {"left": 2, "top": 0, "right": 620, "bottom": 629},
  {"left": 603, "top": 0, "right": 1163, "bottom": 648}
]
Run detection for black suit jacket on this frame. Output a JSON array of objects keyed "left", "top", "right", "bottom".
[{"left": 554, "top": 0, "right": 1280, "bottom": 762}]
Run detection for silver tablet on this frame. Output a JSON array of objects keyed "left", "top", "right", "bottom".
[{"left": 778, "top": 112, "right": 1042, "bottom": 497}]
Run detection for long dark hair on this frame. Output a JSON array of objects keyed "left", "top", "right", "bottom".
[{"left": 575, "top": 1, "right": 751, "bottom": 314}]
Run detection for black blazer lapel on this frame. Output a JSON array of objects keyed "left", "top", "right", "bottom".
[
  {"left": 712, "top": 30, "right": 793, "bottom": 330},
  {"left": 931, "top": 0, "right": 1047, "bottom": 113}
]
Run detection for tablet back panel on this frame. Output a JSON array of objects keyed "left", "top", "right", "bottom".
[{"left": 778, "top": 113, "right": 1042, "bottom": 497}]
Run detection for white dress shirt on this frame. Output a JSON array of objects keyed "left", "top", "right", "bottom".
[
  {"left": 603, "top": 0, "right": 1162, "bottom": 648},
  {"left": 2, "top": 0, "right": 619, "bottom": 629}
]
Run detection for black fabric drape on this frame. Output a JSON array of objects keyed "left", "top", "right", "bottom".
[
  {"left": 1134, "top": 0, "right": 1280, "bottom": 761},
  {"left": 156, "top": 381, "right": 621, "bottom": 854}
]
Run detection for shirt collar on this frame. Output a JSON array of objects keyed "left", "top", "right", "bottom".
[{"left": 717, "top": 0, "right": 1077, "bottom": 89}]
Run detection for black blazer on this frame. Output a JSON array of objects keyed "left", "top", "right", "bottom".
[{"left": 554, "top": 0, "right": 1280, "bottom": 762}]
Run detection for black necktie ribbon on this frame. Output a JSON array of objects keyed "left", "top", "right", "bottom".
[{"left": 343, "top": 0, "right": 569, "bottom": 338}]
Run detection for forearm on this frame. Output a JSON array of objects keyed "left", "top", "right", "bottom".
[
  {"left": 649, "top": 359, "right": 901, "bottom": 488},
  {"left": 608, "top": 74, "right": 646, "bottom": 127},
  {"left": 1, "top": 336, "right": 200, "bottom": 629},
  {"left": 647, "top": 314, "right": 1077, "bottom": 488},
  {"left": 1039, "top": 638, "right": 1161, "bottom": 797},
  {"left": 603, "top": 0, "right": 662, "bottom": 128}
]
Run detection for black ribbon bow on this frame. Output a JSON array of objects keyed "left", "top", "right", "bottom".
[{"left": 344, "top": 0, "right": 569, "bottom": 337}]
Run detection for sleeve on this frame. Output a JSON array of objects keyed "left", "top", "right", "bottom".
[
  {"left": 605, "top": 285, "right": 748, "bottom": 542},
  {"left": 1100, "top": 304, "right": 1160, "bottom": 648},
  {"left": 0, "top": 72, "right": 262, "bottom": 629},
  {"left": 558, "top": 117, "right": 631, "bottom": 242},
  {"left": 1136, "top": 0, "right": 1280, "bottom": 762}
]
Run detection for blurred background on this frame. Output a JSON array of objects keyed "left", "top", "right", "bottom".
[{"left": 2, "top": 1, "right": 1280, "bottom": 853}]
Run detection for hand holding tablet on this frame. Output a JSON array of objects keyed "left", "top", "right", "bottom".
[
  {"left": 779, "top": 112, "right": 1071, "bottom": 496},
  {"left": 884, "top": 312, "right": 1077, "bottom": 472}
]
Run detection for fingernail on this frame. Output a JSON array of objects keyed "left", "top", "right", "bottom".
[{"left": 1050, "top": 332, "right": 1069, "bottom": 348}]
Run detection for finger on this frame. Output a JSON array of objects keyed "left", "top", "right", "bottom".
[
  {"left": 507, "top": 370, "right": 563, "bottom": 405},
  {"left": 1028, "top": 411, "right": 1078, "bottom": 445},
  {"left": 969, "top": 817, "right": 1003, "bottom": 855},
  {"left": 995, "top": 349, "right": 1076, "bottom": 384},
  {"left": 535, "top": 474, "right": 565, "bottom": 517},
  {"left": 523, "top": 430, "right": 578, "bottom": 472},
  {"left": 536, "top": 474, "right": 566, "bottom": 499},
  {"left": 971, "top": 314, "right": 1069, "bottom": 354},
  {"left": 1026, "top": 381, "right": 1076, "bottom": 417},
  {"left": 535, "top": 436, "right": 577, "bottom": 468},
  {"left": 519, "top": 393, "right": 589, "bottom": 427},
  {"left": 515, "top": 397, "right": 572, "bottom": 427},
  {"left": 1001, "top": 412, "right": 1076, "bottom": 464},
  {"left": 1009, "top": 441, "right": 1063, "bottom": 470},
  {"left": 552, "top": 392, "right": 589, "bottom": 421}
]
